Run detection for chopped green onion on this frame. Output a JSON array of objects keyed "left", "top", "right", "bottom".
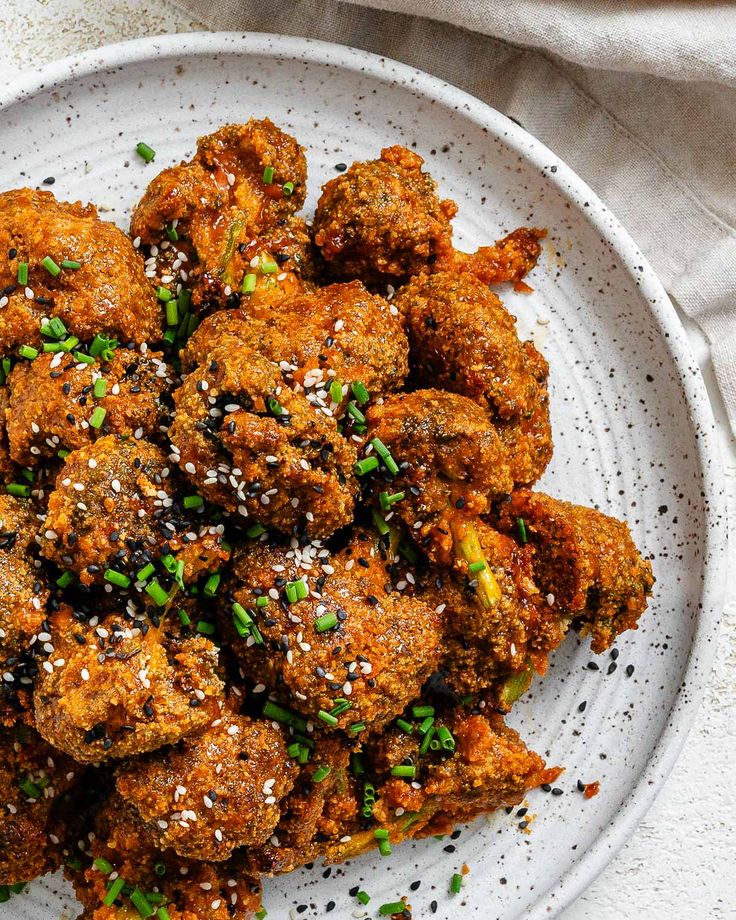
[
  {"left": 256, "top": 595, "right": 269, "bottom": 608},
  {"left": 314, "top": 611, "right": 338, "bottom": 633},
  {"left": 183, "top": 494, "right": 203, "bottom": 509},
  {"left": 93, "top": 858, "right": 114, "bottom": 875},
  {"left": 330, "top": 698, "right": 352, "bottom": 716},
  {"left": 378, "top": 839, "right": 392, "bottom": 857},
  {"left": 232, "top": 603, "right": 253, "bottom": 629},
  {"left": 418, "top": 715, "right": 435, "bottom": 735},
  {"left": 136, "top": 142, "right": 156, "bottom": 163},
  {"left": 351, "top": 381, "right": 370, "bottom": 405},
  {"left": 41, "top": 256, "right": 61, "bottom": 277},
  {"left": 89, "top": 406, "right": 106, "bottom": 429},
  {"left": 262, "top": 165, "right": 275, "bottom": 184},
  {"left": 379, "top": 490, "right": 405, "bottom": 510},
  {"left": 6, "top": 483, "right": 31, "bottom": 497},
  {"left": 255, "top": 910, "right": 268, "bottom": 920},
  {"left": 129, "top": 887, "right": 155, "bottom": 917},
  {"left": 373, "top": 828, "right": 390, "bottom": 840},
  {"left": 246, "top": 523, "right": 266, "bottom": 538},
  {"left": 346, "top": 402, "right": 366, "bottom": 424},
  {"left": 261, "top": 259, "right": 278, "bottom": 274},
  {"left": 371, "top": 437, "right": 400, "bottom": 475},
  {"left": 517, "top": 517, "right": 528, "bottom": 544},
  {"left": 61, "top": 259, "right": 82, "bottom": 270},
  {"left": 89, "top": 334, "right": 118, "bottom": 359},
  {"left": 354, "top": 456, "right": 379, "bottom": 476},
  {"left": 58, "top": 448, "right": 70, "bottom": 459},
  {"left": 242, "top": 272, "right": 257, "bottom": 294},
  {"left": 57, "top": 335, "right": 80, "bottom": 353},
  {"left": 165, "top": 223, "right": 179, "bottom": 242},
  {"left": 17, "top": 262, "right": 28, "bottom": 285},
  {"left": 20, "top": 468, "right": 34, "bottom": 483},
  {"left": 412, "top": 704, "right": 435, "bottom": 719},
  {"left": 282, "top": 181, "right": 294, "bottom": 196},
  {"left": 285, "top": 578, "right": 308, "bottom": 603},
  {"left": 177, "top": 609, "right": 191, "bottom": 627},
  {"left": 350, "top": 753, "right": 365, "bottom": 776},
  {"left": 157, "top": 907, "right": 172, "bottom": 920},
  {"left": 356, "top": 891, "right": 371, "bottom": 905},
  {"left": 41, "top": 316, "right": 67, "bottom": 339},
  {"left": 311, "top": 765, "right": 331, "bottom": 783},
  {"left": 371, "top": 508, "right": 390, "bottom": 536},
  {"left": 263, "top": 700, "right": 307, "bottom": 732},
  {"left": 19, "top": 778, "right": 41, "bottom": 798},
  {"left": 450, "top": 873, "right": 463, "bottom": 894},
  {"left": 56, "top": 570, "right": 75, "bottom": 588},
  {"left": 145, "top": 579, "right": 169, "bottom": 606},
  {"left": 104, "top": 569, "right": 130, "bottom": 589},
  {"left": 329, "top": 379, "right": 343, "bottom": 403},
  {"left": 196, "top": 620, "right": 215, "bottom": 636},
  {"left": 162, "top": 328, "right": 176, "bottom": 345},
  {"left": 103, "top": 876, "right": 126, "bottom": 906},
  {"left": 390, "top": 764, "right": 416, "bottom": 778},
  {"left": 317, "top": 709, "right": 338, "bottom": 726},
  {"left": 396, "top": 718, "right": 414, "bottom": 734},
  {"left": 468, "top": 560, "right": 486, "bottom": 573},
  {"left": 203, "top": 572, "right": 221, "bottom": 597},
  {"left": 136, "top": 563, "right": 155, "bottom": 582},
  {"left": 93, "top": 378, "right": 107, "bottom": 398},
  {"left": 437, "top": 725, "right": 456, "bottom": 751},
  {"left": 348, "top": 720, "right": 366, "bottom": 735},
  {"left": 165, "top": 300, "right": 178, "bottom": 327},
  {"left": 267, "top": 396, "right": 284, "bottom": 416},
  {"left": 73, "top": 350, "right": 95, "bottom": 365},
  {"left": 156, "top": 286, "right": 173, "bottom": 302},
  {"left": 18, "top": 345, "right": 38, "bottom": 360},
  {"left": 419, "top": 726, "right": 436, "bottom": 755}
]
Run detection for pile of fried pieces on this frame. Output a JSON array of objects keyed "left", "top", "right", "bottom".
[{"left": 0, "top": 118, "right": 654, "bottom": 919}]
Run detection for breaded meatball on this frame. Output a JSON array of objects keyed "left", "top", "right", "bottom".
[
  {"left": 6, "top": 348, "right": 173, "bottom": 467},
  {"left": 34, "top": 605, "right": 223, "bottom": 763},
  {"left": 184, "top": 280, "right": 408, "bottom": 399},
  {"left": 0, "top": 721, "right": 80, "bottom": 885},
  {"left": 116, "top": 707, "right": 297, "bottom": 860},
  {"left": 170, "top": 347, "right": 357, "bottom": 538},
  {"left": 0, "top": 495, "right": 48, "bottom": 668},
  {"left": 313, "top": 146, "right": 457, "bottom": 286},
  {"left": 40, "top": 436, "right": 181, "bottom": 586},
  {"left": 495, "top": 490, "right": 654, "bottom": 652},
  {"left": 365, "top": 389, "right": 513, "bottom": 563},
  {"left": 396, "top": 271, "right": 553, "bottom": 483},
  {"left": 72, "top": 793, "right": 262, "bottom": 920},
  {"left": 131, "top": 119, "right": 308, "bottom": 310},
  {"left": 0, "top": 189, "right": 161, "bottom": 350},
  {"left": 220, "top": 536, "right": 442, "bottom": 732}
]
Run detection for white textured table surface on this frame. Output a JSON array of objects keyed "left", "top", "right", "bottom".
[{"left": 1, "top": 2, "right": 734, "bottom": 918}]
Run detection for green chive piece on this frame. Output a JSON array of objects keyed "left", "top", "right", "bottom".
[
  {"left": 136, "top": 562, "right": 155, "bottom": 582},
  {"left": 41, "top": 256, "right": 61, "bottom": 277},
  {"left": 61, "top": 259, "right": 82, "bottom": 270},
  {"left": 66, "top": 858, "right": 82, "bottom": 871},
  {"left": 19, "top": 778, "right": 41, "bottom": 798},
  {"left": 285, "top": 578, "right": 308, "bottom": 603},
  {"left": 311, "top": 765, "right": 331, "bottom": 783},
  {"left": 469, "top": 560, "right": 486, "bottom": 573},
  {"left": 104, "top": 569, "right": 130, "bottom": 589},
  {"left": 93, "top": 858, "right": 114, "bottom": 875},
  {"left": 256, "top": 595, "right": 269, "bottom": 608},
  {"left": 18, "top": 345, "right": 38, "bottom": 360},
  {"left": 103, "top": 876, "right": 125, "bottom": 906},
  {"left": 58, "top": 448, "right": 70, "bottom": 459},
  {"left": 354, "top": 456, "right": 379, "bottom": 476},
  {"left": 371, "top": 508, "right": 390, "bottom": 537},
  {"left": 136, "top": 142, "right": 156, "bottom": 163},
  {"left": 371, "top": 437, "right": 400, "bottom": 475},
  {"left": 255, "top": 909, "right": 268, "bottom": 920},
  {"left": 145, "top": 579, "right": 169, "bottom": 606},
  {"left": 356, "top": 891, "right": 371, "bottom": 905},
  {"left": 157, "top": 908, "right": 171, "bottom": 920},
  {"left": 165, "top": 223, "right": 179, "bottom": 242},
  {"left": 263, "top": 700, "right": 307, "bottom": 732},
  {"left": 329, "top": 379, "right": 343, "bottom": 404},
  {"left": 89, "top": 334, "right": 118, "bottom": 359},
  {"left": 203, "top": 572, "right": 221, "bottom": 597},
  {"left": 56, "top": 570, "right": 75, "bottom": 588},
  {"left": 351, "top": 381, "right": 370, "bottom": 405},
  {"left": 437, "top": 725, "right": 456, "bottom": 751},
  {"left": 261, "top": 259, "right": 278, "bottom": 274},
  {"left": 418, "top": 715, "right": 435, "bottom": 735},
  {"left": 57, "top": 335, "right": 80, "bottom": 353},
  {"left": 196, "top": 620, "right": 215, "bottom": 636},
  {"left": 129, "top": 887, "right": 155, "bottom": 917},
  {"left": 450, "top": 873, "right": 463, "bottom": 894},
  {"left": 89, "top": 406, "right": 106, "bottom": 429},
  {"left": 379, "top": 490, "right": 405, "bottom": 511},
  {"left": 232, "top": 603, "right": 253, "bottom": 628},
  {"left": 242, "top": 272, "right": 257, "bottom": 294},
  {"left": 330, "top": 698, "right": 352, "bottom": 716},
  {"left": 314, "top": 611, "right": 338, "bottom": 633},
  {"left": 378, "top": 839, "right": 392, "bottom": 857},
  {"left": 262, "top": 165, "right": 275, "bottom": 184},
  {"left": 379, "top": 901, "right": 406, "bottom": 914},
  {"left": 390, "top": 764, "right": 416, "bottom": 778},
  {"left": 93, "top": 378, "right": 107, "bottom": 398},
  {"left": 373, "top": 828, "right": 390, "bottom": 840},
  {"left": 41, "top": 316, "right": 67, "bottom": 339},
  {"left": 396, "top": 718, "right": 414, "bottom": 734},
  {"left": 348, "top": 720, "right": 366, "bottom": 735},
  {"left": 183, "top": 494, "right": 204, "bottom": 509},
  {"left": 165, "top": 299, "right": 178, "bottom": 327},
  {"left": 17, "top": 262, "right": 28, "bottom": 285},
  {"left": 350, "top": 753, "right": 365, "bottom": 776},
  {"left": 419, "top": 726, "right": 436, "bottom": 755},
  {"left": 282, "top": 181, "right": 295, "bottom": 196},
  {"left": 317, "top": 709, "right": 338, "bottom": 726},
  {"left": 73, "top": 350, "right": 95, "bottom": 365},
  {"left": 6, "top": 483, "right": 31, "bottom": 497},
  {"left": 156, "top": 286, "right": 172, "bottom": 302},
  {"left": 175, "top": 609, "right": 190, "bottom": 627},
  {"left": 412, "top": 704, "right": 434, "bottom": 719},
  {"left": 246, "top": 523, "right": 266, "bottom": 538},
  {"left": 517, "top": 517, "right": 528, "bottom": 544},
  {"left": 267, "top": 396, "right": 284, "bottom": 416},
  {"left": 346, "top": 402, "right": 366, "bottom": 424},
  {"left": 20, "top": 468, "right": 34, "bottom": 483}
]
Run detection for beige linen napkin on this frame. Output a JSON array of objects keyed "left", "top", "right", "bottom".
[{"left": 173, "top": 0, "right": 736, "bottom": 429}]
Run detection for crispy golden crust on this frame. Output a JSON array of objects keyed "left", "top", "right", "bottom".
[
  {"left": 313, "top": 146, "right": 457, "bottom": 285},
  {"left": 115, "top": 709, "right": 297, "bottom": 860},
  {"left": 451, "top": 227, "right": 546, "bottom": 290},
  {"left": 34, "top": 606, "right": 223, "bottom": 763},
  {"left": 170, "top": 347, "right": 357, "bottom": 538},
  {"left": 0, "top": 189, "right": 161, "bottom": 349},
  {"left": 0, "top": 722, "right": 80, "bottom": 885},
  {"left": 495, "top": 490, "right": 654, "bottom": 652},
  {"left": 72, "top": 793, "right": 262, "bottom": 920},
  {"left": 221, "top": 538, "right": 442, "bottom": 732},
  {"left": 6, "top": 349, "right": 173, "bottom": 467}
]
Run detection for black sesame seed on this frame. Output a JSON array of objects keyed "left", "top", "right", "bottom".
[
  {"left": 586, "top": 661, "right": 599, "bottom": 671},
  {"left": 626, "top": 664, "right": 635, "bottom": 677},
  {"left": 607, "top": 662, "right": 618, "bottom": 675},
  {"left": 578, "top": 700, "right": 587, "bottom": 712},
  {"left": 551, "top": 787, "right": 564, "bottom": 796}
]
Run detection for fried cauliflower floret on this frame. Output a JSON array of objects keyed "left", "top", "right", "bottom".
[
  {"left": 365, "top": 389, "right": 513, "bottom": 563},
  {"left": 313, "top": 146, "right": 457, "bottom": 286},
  {"left": 6, "top": 348, "right": 173, "bottom": 467},
  {"left": 72, "top": 793, "right": 262, "bottom": 920},
  {"left": 40, "top": 436, "right": 182, "bottom": 586},
  {"left": 170, "top": 346, "right": 357, "bottom": 538},
  {"left": 312, "top": 146, "right": 545, "bottom": 288},
  {"left": 115, "top": 708, "right": 297, "bottom": 861},
  {"left": 220, "top": 537, "right": 442, "bottom": 732},
  {"left": 0, "top": 495, "right": 49, "bottom": 668},
  {"left": 33, "top": 605, "right": 223, "bottom": 763},
  {"left": 0, "top": 722, "right": 80, "bottom": 885},
  {"left": 396, "top": 271, "right": 553, "bottom": 484},
  {"left": 131, "top": 119, "right": 308, "bottom": 310},
  {"left": 0, "top": 189, "right": 161, "bottom": 350},
  {"left": 184, "top": 280, "right": 408, "bottom": 399},
  {"left": 495, "top": 490, "right": 654, "bottom": 652}
]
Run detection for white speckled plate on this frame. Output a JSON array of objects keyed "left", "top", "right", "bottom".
[{"left": 0, "top": 32, "right": 727, "bottom": 920}]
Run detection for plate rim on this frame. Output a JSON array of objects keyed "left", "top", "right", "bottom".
[{"left": 0, "top": 30, "right": 728, "bottom": 919}]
